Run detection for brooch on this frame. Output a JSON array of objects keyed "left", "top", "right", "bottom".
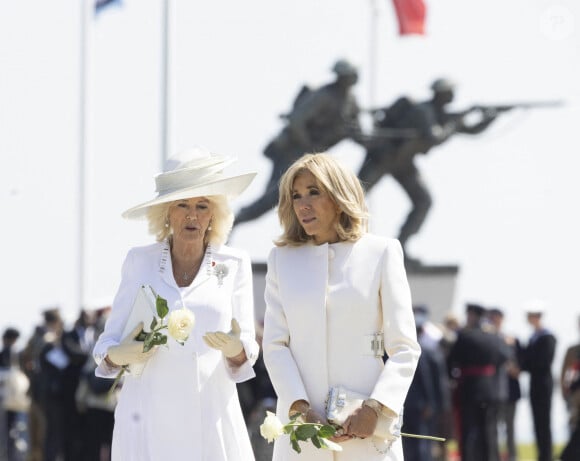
[{"left": 211, "top": 262, "right": 229, "bottom": 287}]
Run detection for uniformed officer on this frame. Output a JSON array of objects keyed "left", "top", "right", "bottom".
[
  {"left": 521, "top": 302, "right": 557, "bottom": 461},
  {"left": 447, "top": 303, "right": 509, "bottom": 461}
]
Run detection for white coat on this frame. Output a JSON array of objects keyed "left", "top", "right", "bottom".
[
  {"left": 93, "top": 240, "right": 259, "bottom": 461},
  {"left": 263, "top": 234, "right": 421, "bottom": 461}
]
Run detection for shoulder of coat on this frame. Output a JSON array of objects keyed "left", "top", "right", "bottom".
[
  {"left": 357, "top": 233, "right": 399, "bottom": 251},
  {"left": 127, "top": 241, "right": 165, "bottom": 259}
]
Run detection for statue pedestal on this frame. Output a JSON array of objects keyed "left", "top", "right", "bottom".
[
  {"left": 406, "top": 264, "right": 460, "bottom": 324},
  {"left": 251, "top": 262, "right": 459, "bottom": 325}
]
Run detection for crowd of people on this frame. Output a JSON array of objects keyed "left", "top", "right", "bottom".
[
  {"left": 1, "top": 302, "right": 580, "bottom": 461},
  {"left": 0, "top": 148, "right": 578, "bottom": 461},
  {"left": 0, "top": 307, "right": 115, "bottom": 461}
]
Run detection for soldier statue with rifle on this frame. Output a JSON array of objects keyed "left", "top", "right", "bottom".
[
  {"left": 357, "top": 77, "right": 561, "bottom": 266},
  {"left": 234, "top": 59, "right": 363, "bottom": 227}
]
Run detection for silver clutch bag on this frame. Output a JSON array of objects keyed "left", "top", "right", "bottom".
[
  {"left": 325, "top": 386, "right": 367, "bottom": 426},
  {"left": 326, "top": 386, "right": 403, "bottom": 443}
]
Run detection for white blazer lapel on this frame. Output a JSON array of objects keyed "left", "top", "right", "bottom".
[
  {"left": 158, "top": 240, "right": 176, "bottom": 288},
  {"left": 276, "top": 244, "right": 329, "bottom": 321}
]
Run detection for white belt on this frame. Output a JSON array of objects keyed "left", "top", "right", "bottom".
[{"left": 361, "top": 333, "right": 385, "bottom": 358}]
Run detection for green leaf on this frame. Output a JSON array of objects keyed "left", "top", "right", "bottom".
[
  {"left": 295, "top": 424, "right": 318, "bottom": 440},
  {"left": 156, "top": 295, "right": 169, "bottom": 319},
  {"left": 311, "top": 435, "right": 322, "bottom": 449},
  {"left": 158, "top": 336, "right": 167, "bottom": 345},
  {"left": 318, "top": 425, "right": 337, "bottom": 438},
  {"left": 150, "top": 317, "right": 157, "bottom": 330},
  {"left": 290, "top": 439, "right": 301, "bottom": 454},
  {"left": 135, "top": 331, "right": 147, "bottom": 341},
  {"left": 143, "top": 341, "right": 153, "bottom": 353}
]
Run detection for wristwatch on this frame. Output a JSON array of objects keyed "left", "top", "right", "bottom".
[{"left": 362, "top": 398, "right": 384, "bottom": 417}]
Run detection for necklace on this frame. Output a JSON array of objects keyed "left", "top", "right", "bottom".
[
  {"left": 181, "top": 258, "right": 202, "bottom": 283},
  {"left": 181, "top": 267, "right": 197, "bottom": 283},
  {"left": 176, "top": 244, "right": 213, "bottom": 284}
]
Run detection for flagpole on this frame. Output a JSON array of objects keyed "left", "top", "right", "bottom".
[
  {"left": 366, "top": 0, "right": 380, "bottom": 231},
  {"left": 78, "top": 0, "right": 91, "bottom": 311},
  {"left": 160, "top": 0, "right": 170, "bottom": 168},
  {"left": 368, "top": 0, "right": 380, "bottom": 108}
]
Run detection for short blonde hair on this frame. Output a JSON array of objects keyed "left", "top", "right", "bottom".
[
  {"left": 147, "top": 195, "right": 233, "bottom": 246},
  {"left": 276, "top": 153, "right": 368, "bottom": 246}
]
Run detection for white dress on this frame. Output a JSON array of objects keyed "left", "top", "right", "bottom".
[
  {"left": 263, "top": 234, "right": 421, "bottom": 460},
  {"left": 93, "top": 240, "right": 259, "bottom": 461}
]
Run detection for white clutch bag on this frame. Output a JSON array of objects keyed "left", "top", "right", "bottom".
[
  {"left": 326, "top": 386, "right": 403, "bottom": 443},
  {"left": 121, "top": 285, "right": 157, "bottom": 376},
  {"left": 326, "top": 386, "right": 366, "bottom": 426}
]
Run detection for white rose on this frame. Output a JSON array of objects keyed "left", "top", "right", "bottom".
[
  {"left": 260, "top": 411, "right": 285, "bottom": 443},
  {"left": 167, "top": 307, "right": 195, "bottom": 343}
]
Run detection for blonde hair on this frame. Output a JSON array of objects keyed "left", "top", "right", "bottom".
[
  {"left": 275, "top": 153, "right": 368, "bottom": 246},
  {"left": 147, "top": 195, "right": 233, "bottom": 246}
]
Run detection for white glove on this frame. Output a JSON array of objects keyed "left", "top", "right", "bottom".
[
  {"left": 203, "top": 319, "right": 244, "bottom": 358},
  {"left": 107, "top": 323, "right": 156, "bottom": 367},
  {"left": 374, "top": 408, "right": 403, "bottom": 442}
]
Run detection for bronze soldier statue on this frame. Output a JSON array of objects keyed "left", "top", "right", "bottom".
[
  {"left": 234, "top": 59, "right": 363, "bottom": 226},
  {"left": 358, "top": 78, "right": 562, "bottom": 265},
  {"left": 358, "top": 78, "right": 501, "bottom": 265}
]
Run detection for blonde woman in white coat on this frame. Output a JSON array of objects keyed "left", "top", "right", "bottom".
[
  {"left": 93, "top": 147, "right": 259, "bottom": 461},
  {"left": 263, "top": 153, "right": 421, "bottom": 460}
]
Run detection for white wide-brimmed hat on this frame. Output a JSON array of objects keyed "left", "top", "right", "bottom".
[{"left": 122, "top": 147, "right": 256, "bottom": 219}]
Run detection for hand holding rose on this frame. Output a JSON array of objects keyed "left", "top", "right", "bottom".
[
  {"left": 107, "top": 323, "right": 157, "bottom": 367},
  {"left": 106, "top": 291, "right": 196, "bottom": 397}
]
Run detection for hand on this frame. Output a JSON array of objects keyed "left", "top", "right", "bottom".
[
  {"left": 107, "top": 323, "right": 157, "bottom": 367},
  {"left": 302, "top": 408, "right": 326, "bottom": 425},
  {"left": 374, "top": 407, "right": 402, "bottom": 442},
  {"left": 342, "top": 405, "right": 378, "bottom": 439},
  {"left": 288, "top": 400, "right": 325, "bottom": 425},
  {"left": 203, "top": 319, "right": 244, "bottom": 358}
]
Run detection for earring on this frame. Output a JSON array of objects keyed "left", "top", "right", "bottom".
[
  {"left": 164, "top": 221, "right": 169, "bottom": 228},
  {"left": 207, "top": 219, "right": 213, "bottom": 231}
]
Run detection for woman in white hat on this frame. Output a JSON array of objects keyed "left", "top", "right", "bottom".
[{"left": 93, "top": 147, "right": 259, "bottom": 461}]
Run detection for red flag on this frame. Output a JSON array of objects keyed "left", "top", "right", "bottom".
[{"left": 392, "top": 0, "right": 427, "bottom": 35}]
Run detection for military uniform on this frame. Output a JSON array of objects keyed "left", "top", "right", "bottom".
[
  {"left": 521, "top": 327, "right": 556, "bottom": 461},
  {"left": 559, "top": 341, "right": 580, "bottom": 461},
  {"left": 447, "top": 305, "right": 509, "bottom": 461}
]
